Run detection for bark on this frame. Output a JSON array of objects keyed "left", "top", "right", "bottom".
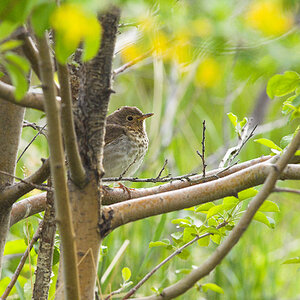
[
  {"left": 0, "top": 100, "right": 24, "bottom": 275},
  {"left": 32, "top": 181, "right": 56, "bottom": 300}
]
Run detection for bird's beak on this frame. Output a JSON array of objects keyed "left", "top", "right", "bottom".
[{"left": 139, "top": 113, "right": 154, "bottom": 121}]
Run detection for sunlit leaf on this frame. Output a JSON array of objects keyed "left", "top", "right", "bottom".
[
  {"left": 207, "top": 204, "right": 224, "bottom": 219},
  {"left": 254, "top": 138, "right": 282, "bottom": 152},
  {"left": 223, "top": 196, "right": 239, "bottom": 209},
  {"left": 266, "top": 71, "right": 300, "bottom": 99},
  {"left": 196, "top": 203, "right": 215, "bottom": 213},
  {"left": 227, "top": 112, "right": 238, "bottom": 127},
  {"left": 253, "top": 212, "right": 275, "bottom": 228},
  {"left": 202, "top": 283, "right": 224, "bottom": 294},
  {"left": 197, "top": 234, "right": 210, "bottom": 246},
  {"left": 149, "top": 239, "right": 170, "bottom": 248},
  {"left": 282, "top": 257, "right": 300, "bottom": 264},
  {"left": 4, "top": 61, "right": 28, "bottom": 100},
  {"left": 259, "top": 200, "right": 280, "bottom": 212},
  {"left": 31, "top": 2, "right": 56, "bottom": 37},
  {"left": 238, "top": 188, "right": 258, "bottom": 201},
  {"left": 122, "top": 267, "right": 131, "bottom": 282},
  {"left": 0, "top": 40, "right": 23, "bottom": 52}
]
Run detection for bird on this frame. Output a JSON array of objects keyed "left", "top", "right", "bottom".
[{"left": 103, "top": 106, "right": 153, "bottom": 178}]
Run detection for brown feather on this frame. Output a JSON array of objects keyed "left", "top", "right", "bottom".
[{"left": 104, "top": 124, "right": 126, "bottom": 145}]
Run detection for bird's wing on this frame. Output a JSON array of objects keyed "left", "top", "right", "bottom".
[{"left": 104, "top": 124, "right": 126, "bottom": 145}]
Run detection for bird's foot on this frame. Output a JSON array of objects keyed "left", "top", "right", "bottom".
[{"left": 117, "top": 182, "right": 135, "bottom": 198}]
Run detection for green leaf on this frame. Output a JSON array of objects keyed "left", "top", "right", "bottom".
[
  {"left": 0, "top": 40, "right": 23, "bottom": 52},
  {"left": 267, "top": 71, "right": 300, "bottom": 99},
  {"left": 149, "top": 239, "right": 170, "bottom": 248},
  {"left": 171, "top": 218, "right": 191, "bottom": 225},
  {"left": 280, "top": 134, "right": 293, "bottom": 148},
  {"left": 282, "top": 257, "right": 300, "bottom": 264},
  {"left": 254, "top": 138, "right": 282, "bottom": 152},
  {"left": 4, "top": 239, "right": 27, "bottom": 255},
  {"left": 53, "top": 246, "right": 60, "bottom": 266},
  {"left": 122, "top": 267, "right": 131, "bottom": 282},
  {"left": 223, "top": 196, "right": 239, "bottom": 209},
  {"left": 31, "top": 2, "right": 56, "bottom": 37},
  {"left": 196, "top": 203, "right": 215, "bottom": 212},
  {"left": 175, "top": 268, "right": 192, "bottom": 275},
  {"left": 210, "top": 233, "right": 221, "bottom": 244},
  {"left": 197, "top": 234, "right": 210, "bottom": 246},
  {"left": 82, "top": 29, "right": 101, "bottom": 62},
  {"left": 259, "top": 200, "right": 280, "bottom": 212},
  {"left": 177, "top": 248, "right": 190, "bottom": 260},
  {"left": 253, "top": 212, "right": 275, "bottom": 228},
  {"left": 0, "top": 21, "right": 18, "bottom": 40},
  {"left": 202, "top": 283, "right": 224, "bottom": 294},
  {"left": 227, "top": 112, "right": 238, "bottom": 127},
  {"left": 4, "top": 61, "right": 28, "bottom": 100},
  {"left": 5, "top": 52, "right": 30, "bottom": 73},
  {"left": 171, "top": 231, "right": 183, "bottom": 241},
  {"left": 239, "top": 117, "right": 247, "bottom": 129},
  {"left": 238, "top": 188, "right": 258, "bottom": 201},
  {"left": 207, "top": 204, "right": 224, "bottom": 219},
  {"left": 183, "top": 227, "right": 197, "bottom": 243}
]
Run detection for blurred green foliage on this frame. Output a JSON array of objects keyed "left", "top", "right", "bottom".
[{"left": 1, "top": 0, "right": 300, "bottom": 299}]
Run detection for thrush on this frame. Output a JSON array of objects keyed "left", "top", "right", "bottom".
[{"left": 103, "top": 106, "right": 153, "bottom": 178}]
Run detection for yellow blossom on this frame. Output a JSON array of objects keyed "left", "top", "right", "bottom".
[
  {"left": 245, "top": 0, "right": 293, "bottom": 36},
  {"left": 195, "top": 56, "right": 222, "bottom": 88}
]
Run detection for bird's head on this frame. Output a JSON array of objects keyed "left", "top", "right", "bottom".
[{"left": 107, "top": 106, "right": 153, "bottom": 131}]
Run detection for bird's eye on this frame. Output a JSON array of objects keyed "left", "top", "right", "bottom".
[{"left": 127, "top": 116, "right": 133, "bottom": 121}]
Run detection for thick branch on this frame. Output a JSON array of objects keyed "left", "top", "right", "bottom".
[
  {"left": 0, "top": 80, "right": 45, "bottom": 111},
  {"left": 132, "top": 129, "right": 300, "bottom": 300},
  {"left": 102, "top": 163, "right": 300, "bottom": 235},
  {"left": 57, "top": 63, "right": 86, "bottom": 186},
  {"left": 10, "top": 193, "right": 47, "bottom": 227},
  {"left": 37, "top": 34, "right": 80, "bottom": 300}
]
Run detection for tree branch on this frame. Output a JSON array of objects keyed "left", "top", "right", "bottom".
[
  {"left": 132, "top": 127, "right": 300, "bottom": 300},
  {"left": 0, "top": 80, "right": 45, "bottom": 111},
  {"left": 37, "top": 33, "right": 80, "bottom": 300},
  {"left": 57, "top": 63, "right": 86, "bottom": 187},
  {"left": 102, "top": 162, "right": 300, "bottom": 235},
  {"left": 10, "top": 193, "right": 47, "bottom": 227},
  {"left": 0, "top": 159, "right": 50, "bottom": 207}
]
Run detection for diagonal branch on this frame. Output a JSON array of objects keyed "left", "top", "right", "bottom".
[{"left": 133, "top": 126, "right": 300, "bottom": 300}]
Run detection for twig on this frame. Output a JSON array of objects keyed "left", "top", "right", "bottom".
[
  {"left": 0, "top": 169, "right": 52, "bottom": 192},
  {"left": 273, "top": 187, "right": 300, "bottom": 195},
  {"left": 103, "top": 172, "right": 198, "bottom": 184},
  {"left": 113, "top": 49, "right": 153, "bottom": 78},
  {"left": 17, "top": 123, "right": 47, "bottom": 163},
  {"left": 220, "top": 122, "right": 257, "bottom": 168},
  {"left": 118, "top": 155, "right": 139, "bottom": 180},
  {"left": 0, "top": 222, "right": 42, "bottom": 300},
  {"left": 118, "top": 22, "right": 140, "bottom": 28},
  {"left": 156, "top": 159, "right": 169, "bottom": 179},
  {"left": 196, "top": 120, "right": 207, "bottom": 177},
  {"left": 123, "top": 221, "right": 227, "bottom": 299}
]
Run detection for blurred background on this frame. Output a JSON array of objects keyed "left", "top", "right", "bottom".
[{"left": 3, "top": 0, "right": 300, "bottom": 299}]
